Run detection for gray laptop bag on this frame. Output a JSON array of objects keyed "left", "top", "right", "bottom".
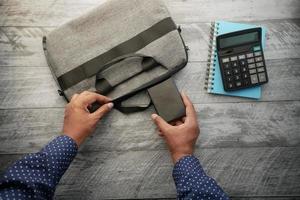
[{"left": 43, "top": 0, "right": 188, "bottom": 113}]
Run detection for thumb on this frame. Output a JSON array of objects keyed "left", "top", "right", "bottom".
[
  {"left": 151, "top": 114, "right": 170, "bottom": 133},
  {"left": 92, "top": 102, "right": 114, "bottom": 119}
]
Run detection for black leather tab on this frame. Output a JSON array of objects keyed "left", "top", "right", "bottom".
[
  {"left": 148, "top": 78, "right": 185, "bottom": 122},
  {"left": 114, "top": 101, "right": 151, "bottom": 113}
]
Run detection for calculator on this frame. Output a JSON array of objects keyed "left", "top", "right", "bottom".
[{"left": 216, "top": 28, "right": 268, "bottom": 91}]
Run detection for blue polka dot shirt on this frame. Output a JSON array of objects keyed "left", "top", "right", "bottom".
[
  {"left": 0, "top": 136, "right": 229, "bottom": 199},
  {"left": 173, "top": 155, "right": 229, "bottom": 199},
  {"left": 0, "top": 135, "right": 77, "bottom": 200}
]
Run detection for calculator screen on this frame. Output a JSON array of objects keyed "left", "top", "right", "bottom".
[{"left": 219, "top": 32, "right": 259, "bottom": 49}]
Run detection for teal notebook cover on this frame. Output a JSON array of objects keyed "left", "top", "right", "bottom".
[{"left": 206, "top": 21, "right": 267, "bottom": 99}]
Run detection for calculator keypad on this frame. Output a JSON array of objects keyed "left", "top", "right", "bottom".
[{"left": 220, "top": 46, "right": 268, "bottom": 91}]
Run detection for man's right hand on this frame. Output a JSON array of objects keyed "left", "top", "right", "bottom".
[
  {"left": 63, "top": 91, "right": 113, "bottom": 146},
  {"left": 151, "top": 92, "right": 199, "bottom": 164}
]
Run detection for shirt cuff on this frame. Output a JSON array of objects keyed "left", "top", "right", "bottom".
[
  {"left": 172, "top": 155, "right": 204, "bottom": 184},
  {"left": 42, "top": 135, "right": 78, "bottom": 156},
  {"left": 40, "top": 135, "right": 78, "bottom": 183}
]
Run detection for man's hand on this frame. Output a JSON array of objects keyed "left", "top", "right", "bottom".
[
  {"left": 63, "top": 91, "right": 114, "bottom": 146},
  {"left": 151, "top": 92, "right": 199, "bottom": 163}
]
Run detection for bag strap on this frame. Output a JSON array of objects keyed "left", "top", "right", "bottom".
[
  {"left": 95, "top": 53, "right": 161, "bottom": 94},
  {"left": 89, "top": 98, "right": 151, "bottom": 113},
  {"left": 91, "top": 54, "right": 163, "bottom": 113},
  {"left": 89, "top": 56, "right": 187, "bottom": 113},
  {"left": 92, "top": 25, "right": 191, "bottom": 114},
  {"left": 55, "top": 17, "right": 177, "bottom": 91}
]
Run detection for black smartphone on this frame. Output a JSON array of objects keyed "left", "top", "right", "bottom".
[{"left": 148, "top": 78, "right": 185, "bottom": 122}]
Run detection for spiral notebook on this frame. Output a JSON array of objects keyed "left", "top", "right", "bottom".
[{"left": 205, "top": 21, "right": 267, "bottom": 99}]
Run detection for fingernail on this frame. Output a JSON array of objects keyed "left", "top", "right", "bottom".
[
  {"left": 181, "top": 91, "right": 186, "bottom": 96},
  {"left": 151, "top": 114, "right": 158, "bottom": 120},
  {"left": 107, "top": 102, "right": 114, "bottom": 109}
]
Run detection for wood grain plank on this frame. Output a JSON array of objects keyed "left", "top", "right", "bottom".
[
  {"left": 230, "top": 198, "right": 300, "bottom": 200},
  {"left": 0, "top": 58, "right": 299, "bottom": 109},
  {"left": 0, "top": 0, "right": 300, "bottom": 26},
  {"left": 54, "top": 147, "right": 300, "bottom": 198},
  {"left": 0, "top": 27, "right": 50, "bottom": 67},
  {"left": 183, "top": 20, "right": 300, "bottom": 63},
  {"left": 1, "top": 147, "right": 299, "bottom": 199},
  {"left": 0, "top": 0, "right": 104, "bottom": 6},
  {"left": 0, "top": 101, "right": 299, "bottom": 154},
  {"left": 0, "top": 66, "right": 66, "bottom": 108},
  {"left": 174, "top": 58, "right": 300, "bottom": 103},
  {"left": 0, "top": 20, "right": 299, "bottom": 67}
]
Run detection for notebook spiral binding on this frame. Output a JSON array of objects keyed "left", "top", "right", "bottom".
[{"left": 204, "top": 22, "right": 219, "bottom": 92}]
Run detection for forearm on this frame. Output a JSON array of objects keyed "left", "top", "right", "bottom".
[
  {"left": 0, "top": 135, "right": 77, "bottom": 199},
  {"left": 173, "top": 155, "right": 229, "bottom": 199}
]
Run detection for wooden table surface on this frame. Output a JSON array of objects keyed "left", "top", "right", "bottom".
[{"left": 1, "top": 0, "right": 300, "bottom": 199}]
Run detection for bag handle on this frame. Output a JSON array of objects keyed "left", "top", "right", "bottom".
[
  {"left": 95, "top": 53, "right": 162, "bottom": 94},
  {"left": 89, "top": 97, "right": 152, "bottom": 113},
  {"left": 91, "top": 53, "right": 164, "bottom": 113},
  {"left": 91, "top": 49, "right": 188, "bottom": 113}
]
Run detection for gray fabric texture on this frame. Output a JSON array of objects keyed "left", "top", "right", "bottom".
[
  {"left": 44, "top": 0, "right": 187, "bottom": 106},
  {"left": 102, "top": 57, "right": 143, "bottom": 87}
]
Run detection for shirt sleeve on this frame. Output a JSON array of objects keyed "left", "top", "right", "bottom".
[
  {"left": 0, "top": 135, "right": 78, "bottom": 200},
  {"left": 173, "top": 155, "right": 230, "bottom": 200}
]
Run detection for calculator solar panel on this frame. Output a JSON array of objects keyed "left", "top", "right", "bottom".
[{"left": 216, "top": 28, "right": 268, "bottom": 91}]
